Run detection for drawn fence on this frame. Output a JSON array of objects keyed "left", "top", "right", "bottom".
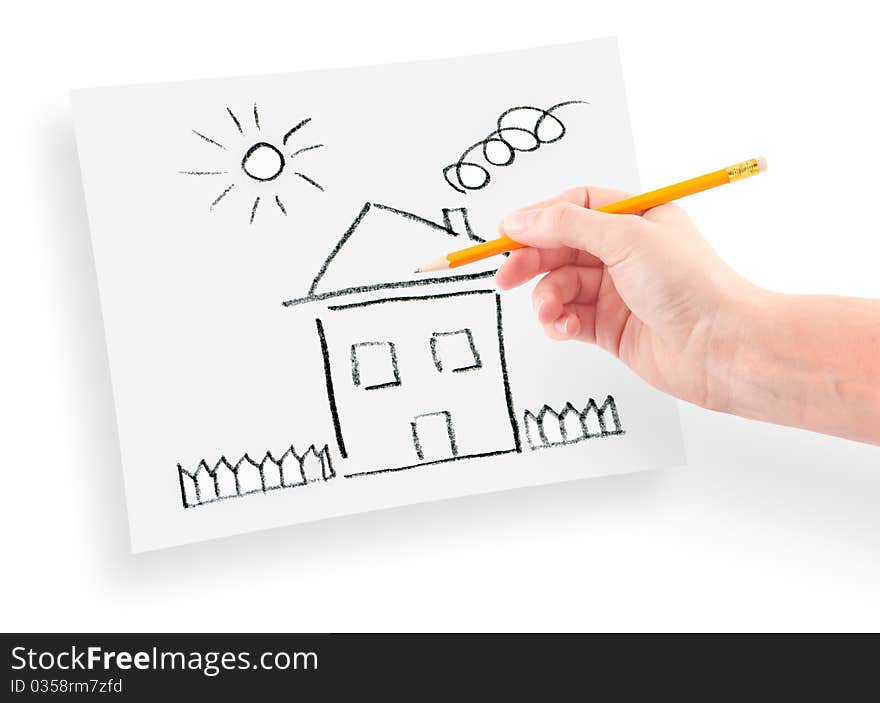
[
  {"left": 177, "top": 444, "right": 334, "bottom": 508},
  {"left": 523, "top": 395, "right": 623, "bottom": 450}
]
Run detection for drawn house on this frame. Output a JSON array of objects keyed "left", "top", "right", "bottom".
[
  {"left": 175, "top": 200, "right": 625, "bottom": 506},
  {"left": 172, "top": 99, "right": 623, "bottom": 508},
  {"left": 284, "top": 203, "right": 522, "bottom": 478}
]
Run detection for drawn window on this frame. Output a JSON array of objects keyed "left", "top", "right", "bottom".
[
  {"left": 430, "top": 329, "right": 482, "bottom": 373},
  {"left": 351, "top": 341, "right": 401, "bottom": 390}
]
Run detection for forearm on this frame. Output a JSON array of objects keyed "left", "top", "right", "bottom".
[{"left": 711, "top": 290, "right": 880, "bottom": 443}]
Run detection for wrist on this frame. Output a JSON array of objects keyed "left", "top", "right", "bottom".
[{"left": 702, "top": 280, "right": 777, "bottom": 416}]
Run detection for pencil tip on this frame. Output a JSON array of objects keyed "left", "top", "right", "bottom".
[{"left": 414, "top": 256, "right": 450, "bottom": 273}]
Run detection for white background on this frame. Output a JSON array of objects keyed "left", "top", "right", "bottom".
[{"left": 2, "top": 0, "right": 879, "bottom": 631}]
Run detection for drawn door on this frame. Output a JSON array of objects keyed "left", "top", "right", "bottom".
[{"left": 411, "top": 411, "right": 458, "bottom": 462}]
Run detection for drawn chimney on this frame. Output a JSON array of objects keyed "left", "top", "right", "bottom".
[{"left": 442, "top": 207, "right": 482, "bottom": 242}]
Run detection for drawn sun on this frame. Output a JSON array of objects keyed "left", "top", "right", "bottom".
[{"left": 180, "top": 104, "right": 325, "bottom": 224}]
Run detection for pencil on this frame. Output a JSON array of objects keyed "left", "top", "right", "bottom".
[{"left": 416, "top": 157, "right": 767, "bottom": 272}]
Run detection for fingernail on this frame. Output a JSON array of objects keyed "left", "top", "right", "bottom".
[
  {"left": 533, "top": 296, "right": 545, "bottom": 316},
  {"left": 503, "top": 209, "right": 538, "bottom": 235},
  {"left": 554, "top": 317, "right": 569, "bottom": 336}
]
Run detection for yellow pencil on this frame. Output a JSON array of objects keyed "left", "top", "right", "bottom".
[{"left": 416, "top": 157, "right": 767, "bottom": 272}]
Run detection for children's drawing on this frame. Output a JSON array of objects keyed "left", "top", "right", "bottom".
[
  {"left": 430, "top": 329, "right": 482, "bottom": 373},
  {"left": 178, "top": 444, "right": 334, "bottom": 508},
  {"left": 284, "top": 202, "right": 519, "bottom": 475},
  {"left": 523, "top": 396, "right": 624, "bottom": 451},
  {"left": 73, "top": 40, "right": 687, "bottom": 550},
  {"left": 442, "top": 101, "right": 588, "bottom": 194},
  {"left": 173, "top": 109, "right": 628, "bottom": 502},
  {"left": 175, "top": 198, "right": 626, "bottom": 499},
  {"left": 180, "top": 105, "right": 325, "bottom": 223},
  {"left": 265, "top": 199, "right": 622, "bottom": 484}
]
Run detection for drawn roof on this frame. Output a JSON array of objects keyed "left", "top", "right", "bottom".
[{"left": 282, "top": 202, "right": 500, "bottom": 307}]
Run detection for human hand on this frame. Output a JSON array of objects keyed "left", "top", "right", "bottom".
[{"left": 495, "top": 186, "right": 763, "bottom": 410}]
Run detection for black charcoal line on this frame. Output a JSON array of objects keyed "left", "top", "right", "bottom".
[
  {"left": 459, "top": 329, "right": 482, "bottom": 371},
  {"left": 289, "top": 269, "right": 497, "bottom": 307},
  {"left": 351, "top": 341, "right": 401, "bottom": 389},
  {"left": 442, "top": 100, "right": 588, "bottom": 193},
  {"left": 430, "top": 334, "right": 441, "bottom": 372},
  {"left": 282, "top": 117, "right": 312, "bottom": 145},
  {"left": 192, "top": 130, "right": 226, "bottom": 150},
  {"left": 582, "top": 398, "right": 605, "bottom": 434},
  {"left": 411, "top": 411, "right": 456, "bottom": 458},
  {"left": 253, "top": 103, "right": 260, "bottom": 130},
  {"left": 178, "top": 170, "right": 228, "bottom": 175},
  {"left": 177, "top": 443, "right": 334, "bottom": 508},
  {"left": 316, "top": 318, "right": 347, "bottom": 458},
  {"left": 209, "top": 182, "right": 236, "bottom": 210},
  {"left": 303, "top": 203, "right": 481, "bottom": 298},
  {"left": 410, "top": 422, "right": 423, "bottom": 460},
  {"left": 327, "top": 289, "right": 495, "bottom": 311},
  {"left": 442, "top": 207, "right": 484, "bottom": 242},
  {"left": 535, "top": 406, "right": 558, "bottom": 445},
  {"left": 363, "top": 380, "right": 401, "bottom": 391},
  {"left": 446, "top": 412, "right": 459, "bottom": 455},
  {"left": 290, "top": 143, "right": 324, "bottom": 158},
  {"left": 177, "top": 465, "right": 191, "bottom": 508},
  {"left": 307, "top": 202, "right": 372, "bottom": 295},
  {"left": 294, "top": 172, "right": 324, "bottom": 192},
  {"left": 558, "top": 402, "right": 581, "bottom": 441},
  {"left": 350, "top": 344, "right": 360, "bottom": 386},
  {"left": 227, "top": 107, "right": 243, "bottom": 134},
  {"left": 321, "top": 447, "right": 335, "bottom": 480},
  {"left": 522, "top": 411, "right": 536, "bottom": 450},
  {"left": 495, "top": 293, "right": 522, "bottom": 453},
  {"left": 343, "top": 449, "right": 517, "bottom": 479},
  {"left": 275, "top": 194, "right": 287, "bottom": 216},
  {"left": 599, "top": 395, "right": 623, "bottom": 433},
  {"left": 249, "top": 196, "right": 260, "bottom": 224},
  {"left": 429, "top": 328, "right": 482, "bottom": 373},
  {"left": 526, "top": 434, "right": 625, "bottom": 451},
  {"left": 523, "top": 396, "right": 625, "bottom": 451},
  {"left": 371, "top": 203, "right": 458, "bottom": 234}
]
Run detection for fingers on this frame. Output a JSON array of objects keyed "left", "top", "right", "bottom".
[
  {"left": 503, "top": 201, "right": 649, "bottom": 267},
  {"left": 495, "top": 185, "right": 640, "bottom": 289},
  {"left": 542, "top": 304, "right": 596, "bottom": 343},
  {"left": 530, "top": 266, "right": 602, "bottom": 343},
  {"left": 531, "top": 265, "right": 603, "bottom": 325},
  {"left": 495, "top": 185, "right": 634, "bottom": 236},
  {"left": 495, "top": 246, "right": 601, "bottom": 290}
]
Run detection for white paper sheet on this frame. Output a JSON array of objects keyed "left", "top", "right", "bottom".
[{"left": 72, "top": 38, "right": 685, "bottom": 552}]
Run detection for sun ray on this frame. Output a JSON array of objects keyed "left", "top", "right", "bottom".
[
  {"left": 227, "top": 107, "right": 244, "bottom": 135},
  {"left": 253, "top": 103, "right": 260, "bottom": 131},
  {"left": 250, "top": 196, "right": 261, "bottom": 224},
  {"left": 289, "top": 143, "right": 324, "bottom": 158},
  {"left": 275, "top": 195, "right": 287, "bottom": 216},
  {"left": 282, "top": 118, "right": 312, "bottom": 145},
  {"left": 294, "top": 172, "right": 324, "bottom": 192},
  {"left": 178, "top": 170, "right": 229, "bottom": 175},
  {"left": 210, "top": 183, "right": 236, "bottom": 210},
  {"left": 192, "top": 130, "right": 226, "bottom": 150}
]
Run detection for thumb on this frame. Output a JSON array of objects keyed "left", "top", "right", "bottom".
[{"left": 502, "top": 202, "right": 647, "bottom": 266}]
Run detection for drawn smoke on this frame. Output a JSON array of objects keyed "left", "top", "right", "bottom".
[{"left": 178, "top": 444, "right": 334, "bottom": 508}]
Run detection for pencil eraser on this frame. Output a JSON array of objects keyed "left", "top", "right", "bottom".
[{"left": 755, "top": 156, "right": 768, "bottom": 172}]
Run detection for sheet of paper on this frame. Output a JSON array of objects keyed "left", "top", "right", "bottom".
[{"left": 73, "top": 38, "right": 685, "bottom": 552}]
